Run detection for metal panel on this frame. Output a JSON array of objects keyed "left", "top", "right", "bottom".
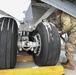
[
  {"left": 41, "top": 0, "right": 76, "bottom": 18},
  {"left": 24, "top": 4, "right": 33, "bottom": 22},
  {"left": 33, "top": 7, "right": 56, "bottom": 28},
  {"left": 29, "top": 5, "right": 47, "bottom": 26}
]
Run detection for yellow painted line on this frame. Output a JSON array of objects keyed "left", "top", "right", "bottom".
[{"left": 0, "top": 66, "right": 64, "bottom": 75}]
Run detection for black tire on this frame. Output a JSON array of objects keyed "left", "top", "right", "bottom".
[
  {"left": 47, "top": 23, "right": 61, "bottom": 65},
  {"left": 33, "top": 22, "right": 61, "bottom": 66},
  {"left": 0, "top": 17, "right": 18, "bottom": 69}
]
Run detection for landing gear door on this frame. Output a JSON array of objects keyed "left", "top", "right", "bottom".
[{"left": 41, "top": 0, "right": 76, "bottom": 18}]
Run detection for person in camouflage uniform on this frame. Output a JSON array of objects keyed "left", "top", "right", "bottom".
[{"left": 56, "top": 10, "right": 76, "bottom": 70}]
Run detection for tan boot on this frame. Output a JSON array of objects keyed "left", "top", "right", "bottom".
[{"left": 61, "top": 60, "right": 75, "bottom": 70}]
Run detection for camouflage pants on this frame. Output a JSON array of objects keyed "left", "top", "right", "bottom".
[{"left": 65, "top": 32, "right": 76, "bottom": 61}]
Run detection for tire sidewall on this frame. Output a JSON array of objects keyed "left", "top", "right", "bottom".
[{"left": 33, "top": 23, "right": 49, "bottom": 66}]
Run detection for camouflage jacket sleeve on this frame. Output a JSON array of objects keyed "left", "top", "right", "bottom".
[{"left": 61, "top": 12, "right": 72, "bottom": 34}]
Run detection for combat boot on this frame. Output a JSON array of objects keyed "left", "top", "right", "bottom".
[{"left": 61, "top": 60, "right": 75, "bottom": 70}]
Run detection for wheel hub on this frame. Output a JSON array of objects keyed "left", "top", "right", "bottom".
[{"left": 34, "top": 33, "right": 41, "bottom": 56}]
